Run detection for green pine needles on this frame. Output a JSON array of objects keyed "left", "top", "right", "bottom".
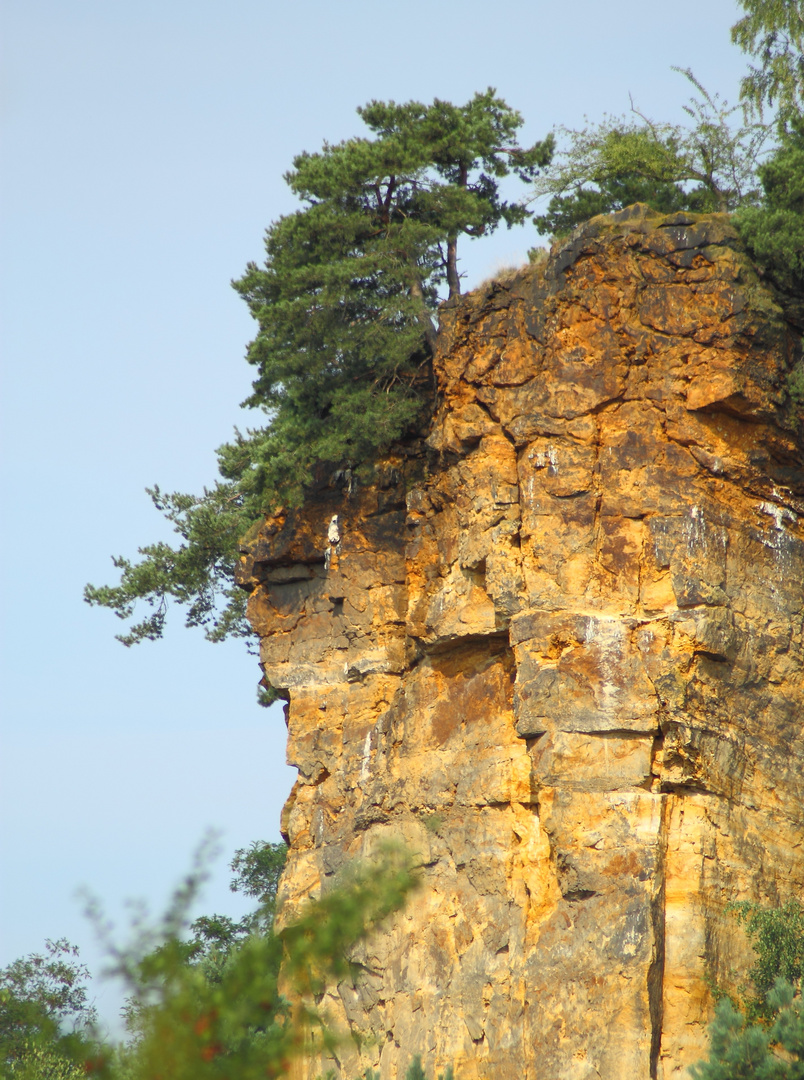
[
  {"left": 86, "top": 90, "right": 553, "bottom": 649},
  {"left": 692, "top": 900, "right": 804, "bottom": 1079}
]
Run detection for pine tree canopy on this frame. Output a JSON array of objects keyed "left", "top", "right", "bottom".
[{"left": 85, "top": 91, "right": 553, "bottom": 650}]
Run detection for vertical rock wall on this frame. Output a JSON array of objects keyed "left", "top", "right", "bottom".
[{"left": 237, "top": 207, "right": 804, "bottom": 1080}]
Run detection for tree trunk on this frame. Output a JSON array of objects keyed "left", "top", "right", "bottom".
[
  {"left": 410, "top": 276, "right": 437, "bottom": 353},
  {"left": 446, "top": 236, "right": 460, "bottom": 298},
  {"left": 446, "top": 164, "right": 468, "bottom": 298}
]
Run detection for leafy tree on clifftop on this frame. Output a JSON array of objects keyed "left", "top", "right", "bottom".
[
  {"left": 732, "top": 0, "right": 804, "bottom": 126},
  {"left": 732, "top": 1, "right": 804, "bottom": 318},
  {"left": 737, "top": 113, "right": 804, "bottom": 307},
  {"left": 531, "top": 0, "right": 804, "bottom": 341},
  {"left": 532, "top": 68, "right": 767, "bottom": 239},
  {"left": 85, "top": 90, "right": 552, "bottom": 649}
]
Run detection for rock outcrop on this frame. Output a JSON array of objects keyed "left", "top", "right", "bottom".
[{"left": 237, "top": 206, "right": 804, "bottom": 1080}]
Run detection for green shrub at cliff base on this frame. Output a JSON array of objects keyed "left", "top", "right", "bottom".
[
  {"left": 403, "top": 1057, "right": 454, "bottom": 1080},
  {"left": 85, "top": 90, "right": 553, "bottom": 650},
  {"left": 692, "top": 900, "right": 804, "bottom": 1078},
  {"left": 179, "top": 840, "right": 288, "bottom": 990},
  {"left": 730, "top": 899, "right": 804, "bottom": 1021},
  {"left": 119, "top": 840, "right": 289, "bottom": 1003},
  {"left": 3, "top": 841, "right": 421, "bottom": 1080},
  {"left": 533, "top": 68, "right": 767, "bottom": 239},
  {"left": 691, "top": 981, "right": 804, "bottom": 1080}
]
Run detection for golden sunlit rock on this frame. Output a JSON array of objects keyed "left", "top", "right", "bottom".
[{"left": 237, "top": 206, "right": 804, "bottom": 1080}]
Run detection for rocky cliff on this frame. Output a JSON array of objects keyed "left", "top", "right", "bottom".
[{"left": 237, "top": 206, "right": 804, "bottom": 1080}]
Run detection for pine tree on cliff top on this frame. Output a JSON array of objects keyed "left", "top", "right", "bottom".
[
  {"left": 85, "top": 92, "right": 553, "bottom": 649},
  {"left": 227, "top": 92, "right": 552, "bottom": 509}
]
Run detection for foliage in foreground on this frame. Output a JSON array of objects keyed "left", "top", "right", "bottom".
[
  {"left": 5, "top": 847, "right": 804, "bottom": 1080},
  {"left": 692, "top": 899, "right": 804, "bottom": 1078},
  {"left": 115, "top": 838, "right": 289, "bottom": 1040},
  {"left": 729, "top": 899, "right": 804, "bottom": 1021},
  {"left": 691, "top": 980, "right": 804, "bottom": 1079},
  {"left": 397, "top": 1057, "right": 454, "bottom": 1080},
  {"left": 84, "top": 90, "right": 552, "bottom": 649},
  {"left": 112, "top": 842, "right": 416, "bottom": 1080},
  {"left": 3, "top": 842, "right": 418, "bottom": 1080}
]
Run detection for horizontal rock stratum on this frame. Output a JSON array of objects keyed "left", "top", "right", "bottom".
[{"left": 237, "top": 206, "right": 804, "bottom": 1080}]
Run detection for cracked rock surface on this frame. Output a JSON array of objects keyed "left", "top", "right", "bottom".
[{"left": 237, "top": 207, "right": 804, "bottom": 1080}]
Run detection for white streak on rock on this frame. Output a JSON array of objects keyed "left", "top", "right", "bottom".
[{"left": 360, "top": 730, "right": 372, "bottom": 783}]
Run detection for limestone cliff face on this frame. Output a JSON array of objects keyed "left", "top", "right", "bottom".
[{"left": 237, "top": 207, "right": 804, "bottom": 1080}]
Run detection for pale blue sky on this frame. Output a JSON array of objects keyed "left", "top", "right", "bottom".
[{"left": 1, "top": 0, "right": 748, "bottom": 1033}]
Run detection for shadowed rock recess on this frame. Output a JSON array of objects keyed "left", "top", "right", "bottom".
[{"left": 236, "top": 207, "right": 804, "bottom": 1080}]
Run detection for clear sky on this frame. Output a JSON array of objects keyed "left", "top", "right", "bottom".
[{"left": 1, "top": 0, "right": 748, "bottom": 1034}]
